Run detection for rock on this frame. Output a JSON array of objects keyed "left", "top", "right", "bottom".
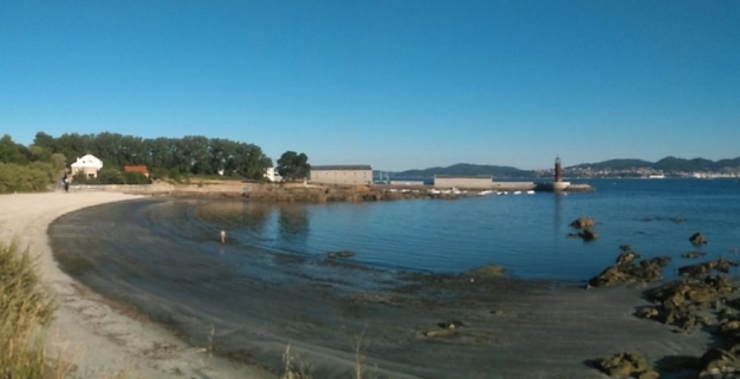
[
  {"left": 597, "top": 352, "right": 658, "bottom": 379},
  {"left": 690, "top": 232, "right": 708, "bottom": 246},
  {"left": 620, "top": 244, "right": 633, "bottom": 252},
  {"left": 570, "top": 217, "right": 597, "bottom": 229},
  {"left": 438, "top": 320, "right": 465, "bottom": 329},
  {"left": 718, "top": 308, "right": 735, "bottom": 321},
  {"left": 699, "top": 348, "right": 740, "bottom": 377},
  {"left": 588, "top": 249, "right": 670, "bottom": 287},
  {"left": 617, "top": 251, "right": 642, "bottom": 265},
  {"left": 580, "top": 229, "right": 600, "bottom": 241},
  {"left": 679, "top": 259, "right": 739, "bottom": 278},
  {"left": 326, "top": 250, "right": 356, "bottom": 259},
  {"left": 641, "top": 274, "right": 736, "bottom": 332},
  {"left": 682, "top": 251, "right": 707, "bottom": 259},
  {"left": 634, "top": 306, "right": 661, "bottom": 319}
]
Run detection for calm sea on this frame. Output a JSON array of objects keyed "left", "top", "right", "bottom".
[{"left": 152, "top": 178, "right": 740, "bottom": 282}]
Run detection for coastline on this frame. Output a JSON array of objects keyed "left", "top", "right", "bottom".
[
  {"left": 0, "top": 192, "right": 274, "bottom": 379},
  {"left": 46, "top": 196, "right": 714, "bottom": 378},
  {"left": 67, "top": 181, "right": 594, "bottom": 202}
]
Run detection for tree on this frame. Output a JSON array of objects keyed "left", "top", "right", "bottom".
[
  {"left": 0, "top": 135, "right": 24, "bottom": 164},
  {"left": 276, "top": 151, "right": 310, "bottom": 181}
]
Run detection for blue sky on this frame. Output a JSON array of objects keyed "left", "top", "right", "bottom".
[{"left": 1, "top": 1, "right": 738, "bottom": 170}]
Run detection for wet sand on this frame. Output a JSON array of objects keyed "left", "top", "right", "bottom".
[
  {"left": 0, "top": 193, "right": 273, "bottom": 379},
  {"left": 46, "top": 197, "right": 714, "bottom": 379}
]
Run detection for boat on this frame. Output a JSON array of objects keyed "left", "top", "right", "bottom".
[
  {"left": 513, "top": 191, "right": 522, "bottom": 195},
  {"left": 478, "top": 190, "right": 494, "bottom": 196},
  {"left": 526, "top": 190, "right": 535, "bottom": 194}
]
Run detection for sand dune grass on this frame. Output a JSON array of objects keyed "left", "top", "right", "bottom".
[{"left": 0, "top": 239, "right": 69, "bottom": 379}]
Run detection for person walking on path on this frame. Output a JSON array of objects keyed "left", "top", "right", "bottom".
[{"left": 62, "top": 173, "right": 70, "bottom": 192}]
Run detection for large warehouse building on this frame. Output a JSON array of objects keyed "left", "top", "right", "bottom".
[{"left": 310, "top": 165, "right": 373, "bottom": 185}]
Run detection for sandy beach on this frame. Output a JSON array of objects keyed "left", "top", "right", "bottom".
[
  {"left": 1, "top": 192, "right": 720, "bottom": 378},
  {"left": 0, "top": 192, "right": 274, "bottom": 379},
  {"left": 42, "top": 196, "right": 720, "bottom": 378}
]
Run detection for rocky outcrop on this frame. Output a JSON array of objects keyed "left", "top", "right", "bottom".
[
  {"left": 698, "top": 347, "right": 740, "bottom": 378},
  {"left": 570, "top": 217, "right": 597, "bottom": 229},
  {"left": 596, "top": 352, "right": 659, "bottom": 379},
  {"left": 678, "top": 259, "right": 739, "bottom": 278},
  {"left": 635, "top": 275, "right": 734, "bottom": 332},
  {"left": 568, "top": 217, "right": 600, "bottom": 241},
  {"left": 588, "top": 247, "right": 671, "bottom": 287},
  {"left": 690, "top": 232, "right": 708, "bottom": 246}
]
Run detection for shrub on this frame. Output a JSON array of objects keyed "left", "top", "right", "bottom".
[
  {"left": 168, "top": 168, "right": 182, "bottom": 183},
  {"left": 0, "top": 163, "right": 55, "bottom": 193},
  {"left": 123, "top": 171, "right": 151, "bottom": 185},
  {"left": 97, "top": 169, "right": 124, "bottom": 184}
]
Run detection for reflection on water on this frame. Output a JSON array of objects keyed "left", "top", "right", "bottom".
[
  {"left": 277, "top": 204, "right": 310, "bottom": 242},
  {"left": 194, "top": 200, "right": 272, "bottom": 235},
  {"left": 156, "top": 179, "right": 740, "bottom": 280},
  {"left": 554, "top": 192, "right": 564, "bottom": 232}
]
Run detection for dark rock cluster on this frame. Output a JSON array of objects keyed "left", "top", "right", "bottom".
[
  {"left": 596, "top": 352, "right": 660, "bottom": 379},
  {"left": 568, "top": 216, "right": 601, "bottom": 241},
  {"left": 588, "top": 246, "right": 671, "bottom": 288}
]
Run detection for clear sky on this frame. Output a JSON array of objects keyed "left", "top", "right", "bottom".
[{"left": 1, "top": 1, "right": 738, "bottom": 170}]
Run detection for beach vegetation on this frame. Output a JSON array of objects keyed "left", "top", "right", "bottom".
[
  {"left": 0, "top": 239, "right": 69, "bottom": 379},
  {"left": 168, "top": 168, "right": 183, "bottom": 183},
  {"left": 0, "top": 162, "right": 59, "bottom": 193}
]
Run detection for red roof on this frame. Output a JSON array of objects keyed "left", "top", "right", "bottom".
[{"left": 124, "top": 165, "right": 149, "bottom": 174}]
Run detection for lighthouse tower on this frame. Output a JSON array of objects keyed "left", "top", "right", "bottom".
[{"left": 552, "top": 156, "right": 570, "bottom": 191}]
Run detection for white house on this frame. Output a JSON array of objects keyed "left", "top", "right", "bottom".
[
  {"left": 264, "top": 167, "right": 283, "bottom": 182},
  {"left": 71, "top": 154, "right": 103, "bottom": 179}
]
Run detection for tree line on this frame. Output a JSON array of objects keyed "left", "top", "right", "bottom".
[{"left": 0, "top": 132, "right": 276, "bottom": 192}]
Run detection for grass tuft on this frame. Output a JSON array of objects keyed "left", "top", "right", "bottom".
[{"left": 0, "top": 239, "right": 65, "bottom": 379}]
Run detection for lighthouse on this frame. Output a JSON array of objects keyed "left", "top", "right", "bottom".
[{"left": 552, "top": 156, "right": 570, "bottom": 191}]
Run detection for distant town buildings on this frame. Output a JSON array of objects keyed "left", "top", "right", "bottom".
[
  {"left": 310, "top": 165, "right": 372, "bottom": 185},
  {"left": 70, "top": 154, "right": 103, "bottom": 178},
  {"left": 264, "top": 167, "right": 283, "bottom": 182}
]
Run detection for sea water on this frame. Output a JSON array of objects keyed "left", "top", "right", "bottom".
[{"left": 68, "top": 177, "right": 739, "bottom": 282}]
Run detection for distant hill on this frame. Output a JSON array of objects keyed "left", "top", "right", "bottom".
[
  {"left": 381, "top": 156, "right": 740, "bottom": 179},
  {"left": 382, "top": 163, "right": 534, "bottom": 179},
  {"left": 569, "top": 156, "right": 740, "bottom": 172},
  {"left": 569, "top": 159, "right": 653, "bottom": 171}
]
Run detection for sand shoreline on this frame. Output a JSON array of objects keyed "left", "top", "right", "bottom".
[
  {"left": 0, "top": 192, "right": 274, "bottom": 379},
  {"left": 46, "top": 196, "right": 717, "bottom": 378},
  {"left": 1, "top": 192, "right": 719, "bottom": 378}
]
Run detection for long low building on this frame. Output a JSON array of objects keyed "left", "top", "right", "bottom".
[
  {"left": 434, "top": 175, "right": 493, "bottom": 189},
  {"left": 310, "top": 165, "right": 373, "bottom": 185}
]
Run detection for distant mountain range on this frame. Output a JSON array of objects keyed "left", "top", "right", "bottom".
[
  {"left": 379, "top": 156, "right": 740, "bottom": 178},
  {"left": 570, "top": 156, "right": 740, "bottom": 172}
]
